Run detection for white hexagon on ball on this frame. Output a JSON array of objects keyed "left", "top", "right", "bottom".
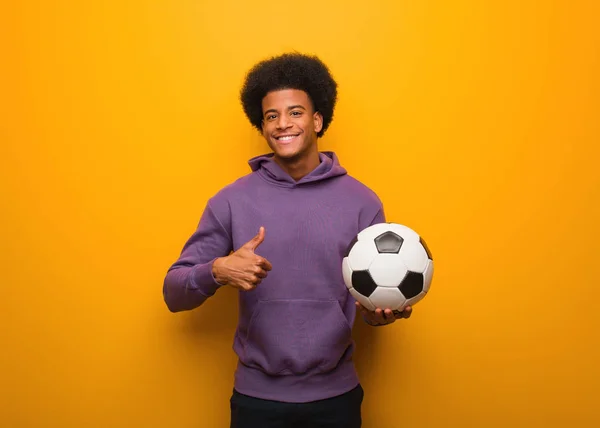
[
  {"left": 368, "top": 254, "right": 408, "bottom": 287},
  {"left": 347, "top": 239, "right": 378, "bottom": 271},
  {"left": 369, "top": 286, "right": 407, "bottom": 311},
  {"left": 399, "top": 242, "right": 429, "bottom": 273}
]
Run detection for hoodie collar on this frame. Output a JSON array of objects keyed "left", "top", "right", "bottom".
[{"left": 248, "top": 151, "right": 347, "bottom": 187}]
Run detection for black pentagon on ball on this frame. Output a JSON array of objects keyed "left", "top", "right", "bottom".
[
  {"left": 398, "top": 271, "right": 424, "bottom": 299},
  {"left": 351, "top": 270, "right": 378, "bottom": 297},
  {"left": 419, "top": 236, "right": 433, "bottom": 260},
  {"left": 374, "top": 231, "right": 404, "bottom": 253}
]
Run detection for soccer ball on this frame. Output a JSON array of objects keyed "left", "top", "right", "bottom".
[{"left": 342, "top": 223, "right": 434, "bottom": 314}]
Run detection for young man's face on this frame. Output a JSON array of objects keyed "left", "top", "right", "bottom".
[{"left": 261, "top": 89, "right": 323, "bottom": 162}]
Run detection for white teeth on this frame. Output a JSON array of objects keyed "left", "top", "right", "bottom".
[{"left": 277, "top": 135, "right": 296, "bottom": 141}]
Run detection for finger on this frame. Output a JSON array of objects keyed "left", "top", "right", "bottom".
[
  {"left": 243, "top": 227, "right": 265, "bottom": 252},
  {"left": 355, "top": 302, "right": 374, "bottom": 321},
  {"left": 402, "top": 306, "right": 412, "bottom": 319},
  {"left": 241, "top": 282, "right": 256, "bottom": 291},
  {"left": 254, "top": 268, "right": 268, "bottom": 279},
  {"left": 356, "top": 302, "right": 379, "bottom": 325},
  {"left": 241, "top": 274, "right": 261, "bottom": 288},
  {"left": 393, "top": 306, "right": 412, "bottom": 319},
  {"left": 383, "top": 308, "right": 396, "bottom": 324},
  {"left": 257, "top": 256, "right": 273, "bottom": 271},
  {"left": 374, "top": 308, "right": 387, "bottom": 324},
  {"left": 355, "top": 301, "right": 368, "bottom": 316}
]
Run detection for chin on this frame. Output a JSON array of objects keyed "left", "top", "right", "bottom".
[
  {"left": 269, "top": 144, "right": 298, "bottom": 158},
  {"left": 272, "top": 146, "right": 303, "bottom": 160}
]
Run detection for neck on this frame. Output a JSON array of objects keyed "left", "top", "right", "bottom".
[{"left": 274, "top": 150, "right": 320, "bottom": 181}]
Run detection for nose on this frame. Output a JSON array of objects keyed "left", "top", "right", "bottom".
[{"left": 276, "top": 115, "right": 291, "bottom": 130}]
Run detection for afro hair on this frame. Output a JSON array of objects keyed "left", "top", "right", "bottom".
[{"left": 240, "top": 52, "right": 338, "bottom": 138}]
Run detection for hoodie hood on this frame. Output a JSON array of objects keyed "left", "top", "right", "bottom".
[{"left": 248, "top": 151, "right": 347, "bottom": 187}]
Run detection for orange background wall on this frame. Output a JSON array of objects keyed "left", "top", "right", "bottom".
[{"left": 2, "top": 1, "right": 599, "bottom": 427}]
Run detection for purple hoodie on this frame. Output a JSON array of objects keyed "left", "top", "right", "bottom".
[{"left": 163, "top": 151, "right": 385, "bottom": 402}]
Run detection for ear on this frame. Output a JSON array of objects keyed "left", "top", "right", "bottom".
[{"left": 313, "top": 112, "right": 323, "bottom": 134}]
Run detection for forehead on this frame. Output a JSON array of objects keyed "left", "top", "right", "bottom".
[{"left": 261, "top": 89, "right": 312, "bottom": 112}]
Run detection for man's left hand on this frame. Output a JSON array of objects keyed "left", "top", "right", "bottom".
[{"left": 355, "top": 301, "right": 412, "bottom": 326}]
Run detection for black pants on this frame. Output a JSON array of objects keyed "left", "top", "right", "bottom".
[{"left": 230, "top": 384, "right": 363, "bottom": 428}]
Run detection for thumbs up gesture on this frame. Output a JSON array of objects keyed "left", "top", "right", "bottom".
[{"left": 212, "top": 227, "right": 273, "bottom": 291}]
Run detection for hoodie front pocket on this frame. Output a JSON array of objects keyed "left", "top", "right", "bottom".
[{"left": 242, "top": 299, "right": 352, "bottom": 376}]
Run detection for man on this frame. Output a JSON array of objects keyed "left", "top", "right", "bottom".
[{"left": 163, "top": 52, "right": 412, "bottom": 428}]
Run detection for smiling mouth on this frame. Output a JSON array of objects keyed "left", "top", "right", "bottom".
[{"left": 275, "top": 134, "right": 300, "bottom": 142}]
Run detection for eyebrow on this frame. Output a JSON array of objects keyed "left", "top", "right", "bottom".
[{"left": 263, "top": 105, "right": 307, "bottom": 116}]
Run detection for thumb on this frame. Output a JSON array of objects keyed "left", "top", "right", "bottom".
[{"left": 244, "top": 226, "right": 265, "bottom": 251}]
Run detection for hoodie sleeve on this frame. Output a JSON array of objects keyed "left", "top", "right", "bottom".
[
  {"left": 360, "top": 198, "right": 386, "bottom": 230},
  {"left": 163, "top": 200, "right": 233, "bottom": 312},
  {"left": 367, "top": 206, "right": 386, "bottom": 226}
]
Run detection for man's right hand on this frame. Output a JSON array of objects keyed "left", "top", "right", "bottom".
[{"left": 212, "top": 227, "right": 273, "bottom": 291}]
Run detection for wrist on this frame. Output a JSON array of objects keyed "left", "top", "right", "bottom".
[{"left": 212, "top": 257, "right": 227, "bottom": 285}]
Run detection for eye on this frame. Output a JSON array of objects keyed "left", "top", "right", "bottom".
[
  {"left": 291, "top": 111, "right": 302, "bottom": 117},
  {"left": 266, "top": 114, "right": 277, "bottom": 120}
]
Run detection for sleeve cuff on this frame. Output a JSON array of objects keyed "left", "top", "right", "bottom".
[{"left": 190, "top": 260, "right": 224, "bottom": 297}]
